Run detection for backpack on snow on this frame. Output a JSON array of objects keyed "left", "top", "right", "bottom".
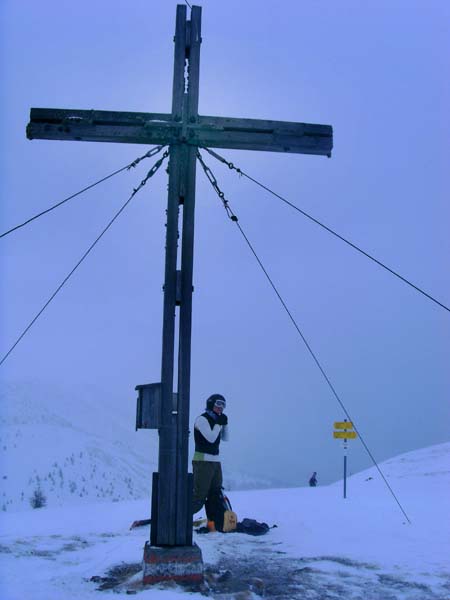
[
  {"left": 205, "top": 488, "right": 237, "bottom": 532},
  {"left": 235, "top": 518, "right": 270, "bottom": 536}
]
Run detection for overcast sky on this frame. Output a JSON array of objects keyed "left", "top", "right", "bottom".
[{"left": 1, "top": 0, "right": 449, "bottom": 487}]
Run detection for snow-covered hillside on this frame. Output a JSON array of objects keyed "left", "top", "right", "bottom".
[
  {"left": 0, "top": 380, "right": 157, "bottom": 511},
  {"left": 0, "top": 441, "right": 448, "bottom": 599},
  {"left": 0, "top": 380, "right": 273, "bottom": 512}
]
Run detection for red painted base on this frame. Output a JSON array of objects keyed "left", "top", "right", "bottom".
[{"left": 142, "top": 541, "right": 203, "bottom": 585}]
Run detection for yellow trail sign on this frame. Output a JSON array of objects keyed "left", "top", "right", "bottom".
[
  {"left": 334, "top": 421, "right": 354, "bottom": 429},
  {"left": 333, "top": 431, "right": 357, "bottom": 439}
]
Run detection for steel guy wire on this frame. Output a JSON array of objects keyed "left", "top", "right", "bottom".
[
  {"left": 197, "top": 150, "right": 412, "bottom": 524},
  {"left": 0, "top": 150, "right": 169, "bottom": 368},
  {"left": 0, "top": 145, "right": 166, "bottom": 239},
  {"left": 202, "top": 146, "right": 450, "bottom": 315}
]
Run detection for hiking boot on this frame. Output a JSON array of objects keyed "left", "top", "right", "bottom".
[{"left": 207, "top": 520, "right": 216, "bottom": 532}]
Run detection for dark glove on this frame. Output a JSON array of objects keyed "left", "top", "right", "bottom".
[{"left": 216, "top": 413, "right": 228, "bottom": 426}]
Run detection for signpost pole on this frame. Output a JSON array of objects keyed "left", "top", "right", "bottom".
[
  {"left": 343, "top": 450, "right": 347, "bottom": 499},
  {"left": 343, "top": 419, "right": 348, "bottom": 499},
  {"left": 334, "top": 419, "right": 356, "bottom": 499}
]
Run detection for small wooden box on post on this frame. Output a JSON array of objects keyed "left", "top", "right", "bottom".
[{"left": 26, "top": 2, "right": 332, "bottom": 586}]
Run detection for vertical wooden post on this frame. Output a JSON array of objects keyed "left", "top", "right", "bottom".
[
  {"left": 176, "top": 5, "right": 201, "bottom": 546},
  {"left": 154, "top": 4, "right": 187, "bottom": 547},
  {"left": 153, "top": 3, "right": 202, "bottom": 548}
]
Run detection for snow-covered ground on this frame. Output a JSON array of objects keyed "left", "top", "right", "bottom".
[{"left": 0, "top": 442, "right": 448, "bottom": 599}]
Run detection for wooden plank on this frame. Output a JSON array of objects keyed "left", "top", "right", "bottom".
[
  {"left": 29, "top": 107, "right": 172, "bottom": 125},
  {"left": 198, "top": 114, "right": 332, "bottom": 137},
  {"left": 171, "top": 4, "right": 187, "bottom": 119},
  {"left": 157, "top": 144, "right": 184, "bottom": 547},
  {"left": 27, "top": 108, "right": 177, "bottom": 145},
  {"left": 28, "top": 120, "right": 331, "bottom": 155},
  {"left": 187, "top": 6, "right": 202, "bottom": 120},
  {"left": 194, "top": 114, "right": 332, "bottom": 155},
  {"left": 29, "top": 109, "right": 331, "bottom": 137},
  {"left": 190, "top": 128, "right": 332, "bottom": 156},
  {"left": 27, "top": 121, "right": 178, "bottom": 145},
  {"left": 175, "top": 5, "right": 201, "bottom": 547},
  {"left": 333, "top": 431, "right": 357, "bottom": 439},
  {"left": 157, "top": 3, "right": 187, "bottom": 548},
  {"left": 27, "top": 108, "right": 332, "bottom": 156}
]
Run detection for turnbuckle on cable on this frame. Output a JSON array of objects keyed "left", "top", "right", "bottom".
[
  {"left": 132, "top": 150, "right": 170, "bottom": 197},
  {"left": 127, "top": 145, "right": 166, "bottom": 170},
  {"left": 196, "top": 151, "right": 238, "bottom": 222},
  {"left": 201, "top": 146, "right": 242, "bottom": 176}
]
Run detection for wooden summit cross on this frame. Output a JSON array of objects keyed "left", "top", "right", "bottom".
[{"left": 27, "top": 5, "right": 332, "bottom": 548}]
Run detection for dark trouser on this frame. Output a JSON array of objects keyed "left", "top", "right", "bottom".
[{"left": 192, "top": 460, "right": 223, "bottom": 515}]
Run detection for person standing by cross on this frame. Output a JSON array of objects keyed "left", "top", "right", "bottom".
[{"left": 192, "top": 394, "right": 229, "bottom": 518}]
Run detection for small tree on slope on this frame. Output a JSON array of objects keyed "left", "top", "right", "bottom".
[{"left": 30, "top": 486, "right": 47, "bottom": 509}]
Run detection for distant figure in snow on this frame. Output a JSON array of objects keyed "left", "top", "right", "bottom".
[{"left": 309, "top": 472, "right": 318, "bottom": 487}]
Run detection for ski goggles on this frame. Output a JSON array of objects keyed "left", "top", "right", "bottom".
[{"left": 214, "top": 399, "right": 226, "bottom": 409}]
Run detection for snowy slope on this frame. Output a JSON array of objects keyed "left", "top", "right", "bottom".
[
  {"left": 0, "top": 380, "right": 156, "bottom": 511},
  {"left": 0, "top": 380, "right": 274, "bottom": 513},
  {"left": 0, "top": 442, "right": 448, "bottom": 599}
]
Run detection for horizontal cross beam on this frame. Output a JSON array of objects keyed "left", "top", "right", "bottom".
[{"left": 27, "top": 108, "right": 333, "bottom": 156}]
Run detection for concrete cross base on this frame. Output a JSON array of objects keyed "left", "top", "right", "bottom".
[{"left": 142, "top": 541, "right": 204, "bottom": 585}]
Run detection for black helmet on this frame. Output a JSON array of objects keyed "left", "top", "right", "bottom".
[{"left": 206, "top": 393, "right": 226, "bottom": 411}]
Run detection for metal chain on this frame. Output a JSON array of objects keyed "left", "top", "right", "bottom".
[
  {"left": 196, "top": 151, "right": 238, "bottom": 221},
  {"left": 132, "top": 149, "right": 170, "bottom": 197}
]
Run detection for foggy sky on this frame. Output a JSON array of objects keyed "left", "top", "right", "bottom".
[{"left": 1, "top": 0, "right": 449, "bottom": 488}]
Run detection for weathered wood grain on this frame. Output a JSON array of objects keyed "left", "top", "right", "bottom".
[{"left": 28, "top": 108, "right": 332, "bottom": 155}]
